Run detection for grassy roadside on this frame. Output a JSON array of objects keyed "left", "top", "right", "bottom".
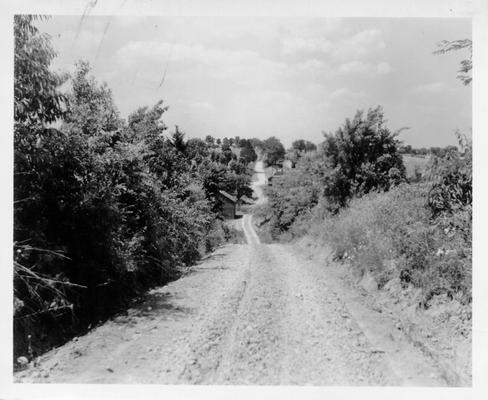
[{"left": 285, "top": 181, "right": 472, "bottom": 384}]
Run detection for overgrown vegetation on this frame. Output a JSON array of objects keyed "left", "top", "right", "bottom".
[
  {"left": 258, "top": 107, "right": 472, "bottom": 308},
  {"left": 13, "top": 16, "right": 254, "bottom": 360},
  {"left": 257, "top": 35, "right": 472, "bottom": 308}
]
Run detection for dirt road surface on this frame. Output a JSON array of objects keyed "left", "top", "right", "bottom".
[{"left": 15, "top": 160, "right": 448, "bottom": 385}]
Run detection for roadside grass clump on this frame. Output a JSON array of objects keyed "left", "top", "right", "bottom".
[
  {"left": 203, "top": 219, "right": 227, "bottom": 252},
  {"left": 223, "top": 221, "right": 247, "bottom": 244}
]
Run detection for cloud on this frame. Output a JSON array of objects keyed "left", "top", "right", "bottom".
[
  {"left": 39, "top": 16, "right": 471, "bottom": 149},
  {"left": 338, "top": 60, "right": 392, "bottom": 75},
  {"left": 338, "top": 61, "right": 370, "bottom": 74},
  {"left": 330, "top": 88, "right": 366, "bottom": 99},
  {"left": 286, "top": 59, "right": 331, "bottom": 80},
  {"left": 410, "top": 82, "right": 452, "bottom": 94},
  {"left": 188, "top": 101, "right": 214, "bottom": 111},
  {"left": 116, "top": 40, "right": 287, "bottom": 87},
  {"left": 333, "top": 29, "right": 385, "bottom": 61},
  {"left": 376, "top": 62, "right": 392, "bottom": 74},
  {"left": 282, "top": 37, "right": 332, "bottom": 55},
  {"left": 282, "top": 26, "right": 385, "bottom": 61}
]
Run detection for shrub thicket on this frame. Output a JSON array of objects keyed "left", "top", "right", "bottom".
[
  {"left": 321, "top": 106, "right": 406, "bottom": 210},
  {"left": 302, "top": 183, "right": 471, "bottom": 306},
  {"left": 13, "top": 16, "right": 253, "bottom": 360},
  {"left": 257, "top": 152, "right": 326, "bottom": 236}
]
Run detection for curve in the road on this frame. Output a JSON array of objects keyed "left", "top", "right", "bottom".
[{"left": 241, "top": 160, "right": 266, "bottom": 245}]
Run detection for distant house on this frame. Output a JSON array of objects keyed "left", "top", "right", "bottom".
[{"left": 217, "top": 190, "right": 237, "bottom": 219}]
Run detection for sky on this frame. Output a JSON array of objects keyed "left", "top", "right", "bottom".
[{"left": 36, "top": 16, "right": 471, "bottom": 148}]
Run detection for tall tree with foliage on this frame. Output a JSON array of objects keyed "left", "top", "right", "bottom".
[
  {"left": 13, "top": 16, "right": 88, "bottom": 356},
  {"left": 292, "top": 139, "right": 317, "bottom": 153},
  {"left": 321, "top": 106, "right": 406, "bottom": 210},
  {"left": 239, "top": 139, "right": 257, "bottom": 164},
  {"left": 263, "top": 136, "right": 285, "bottom": 167},
  {"left": 64, "top": 60, "right": 122, "bottom": 137},
  {"left": 14, "top": 15, "right": 66, "bottom": 126}
]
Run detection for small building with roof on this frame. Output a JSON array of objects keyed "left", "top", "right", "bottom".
[
  {"left": 239, "top": 195, "right": 254, "bottom": 206},
  {"left": 217, "top": 190, "right": 238, "bottom": 219}
]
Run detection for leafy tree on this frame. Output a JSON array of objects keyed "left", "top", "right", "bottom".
[
  {"left": 127, "top": 100, "right": 168, "bottom": 143},
  {"left": 427, "top": 133, "right": 471, "bottom": 216},
  {"left": 321, "top": 106, "right": 406, "bottom": 210},
  {"left": 13, "top": 17, "right": 257, "bottom": 361},
  {"left": 249, "top": 137, "right": 264, "bottom": 150},
  {"left": 399, "top": 144, "right": 412, "bottom": 154},
  {"left": 220, "top": 148, "right": 234, "bottom": 165},
  {"left": 205, "top": 135, "right": 215, "bottom": 146},
  {"left": 434, "top": 39, "right": 472, "bottom": 85},
  {"left": 14, "top": 16, "right": 72, "bottom": 326},
  {"left": 186, "top": 138, "right": 209, "bottom": 163},
  {"left": 14, "top": 15, "right": 66, "bottom": 126},
  {"left": 292, "top": 139, "right": 317, "bottom": 153},
  {"left": 263, "top": 136, "right": 285, "bottom": 167},
  {"left": 170, "top": 125, "right": 187, "bottom": 154},
  {"left": 13, "top": 20, "right": 131, "bottom": 355},
  {"left": 287, "top": 139, "right": 317, "bottom": 164},
  {"left": 239, "top": 139, "right": 257, "bottom": 164},
  {"left": 430, "top": 147, "right": 445, "bottom": 158},
  {"left": 64, "top": 61, "right": 122, "bottom": 137}
]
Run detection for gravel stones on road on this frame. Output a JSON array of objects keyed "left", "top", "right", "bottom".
[{"left": 15, "top": 241, "right": 446, "bottom": 385}]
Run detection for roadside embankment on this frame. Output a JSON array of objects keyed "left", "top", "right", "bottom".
[{"left": 294, "top": 236, "right": 471, "bottom": 386}]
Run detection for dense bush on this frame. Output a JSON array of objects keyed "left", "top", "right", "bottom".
[
  {"left": 13, "top": 16, "right": 253, "bottom": 360},
  {"left": 302, "top": 183, "right": 471, "bottom": 306},
  {"left": 321, "top": 106, "right": 406, "bottom": 210},
  {"left": 426, "top": 133, "right": 472, "bottom": 216},
  {"left": 258, "top": 152, "right": 326, "bottom": 236}
]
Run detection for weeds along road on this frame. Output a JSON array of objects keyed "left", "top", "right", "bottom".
[{"left": 15, "top": 161, "right": 447, "bottom": 385}]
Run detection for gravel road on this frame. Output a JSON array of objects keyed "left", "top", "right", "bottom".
[{"left": 15, "top": 161, "right": 447, "bottom": 385}]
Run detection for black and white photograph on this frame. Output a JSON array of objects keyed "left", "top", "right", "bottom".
[{"left": 1, "top": 0, "right": 487, "bottom": 398}]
